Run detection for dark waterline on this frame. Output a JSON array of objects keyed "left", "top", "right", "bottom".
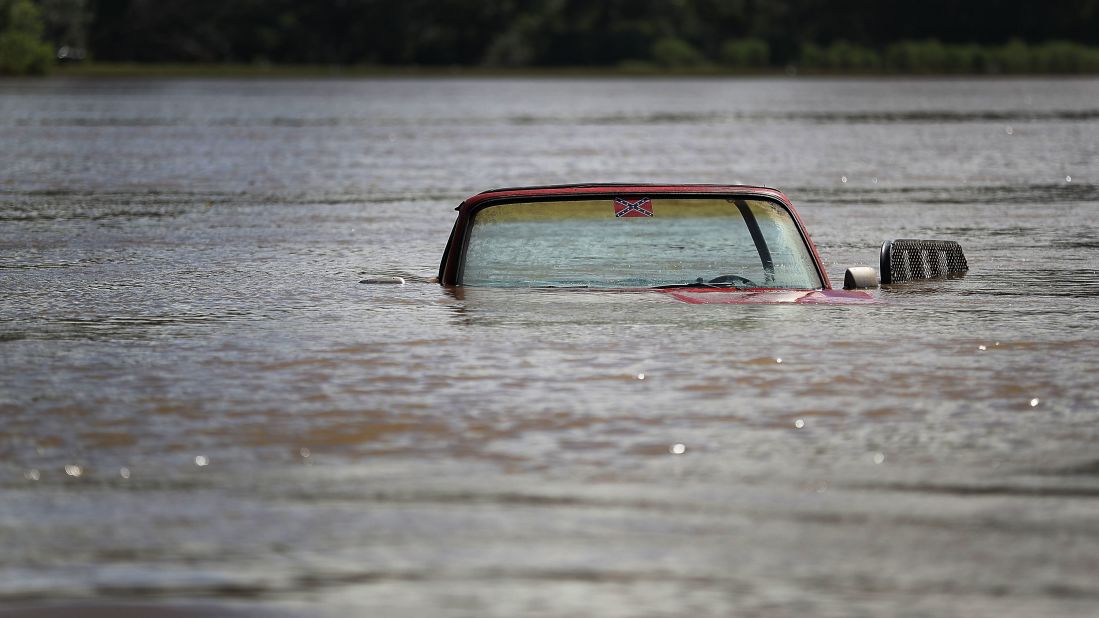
[{"left": 1, "top": 77, "right": 1098, "bottom": 617}]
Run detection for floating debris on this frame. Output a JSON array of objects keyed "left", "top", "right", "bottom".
[{"left": 359, "top": 276, "right": 405, "bottom": 285}]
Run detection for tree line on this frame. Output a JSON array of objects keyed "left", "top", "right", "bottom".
[{"left": 4, "top": 0, "right": 1099, "bottom": 74}]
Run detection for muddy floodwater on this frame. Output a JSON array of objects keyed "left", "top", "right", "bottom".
[{"left": 2, "top": 77, "right": 1099, "bottom": 617}]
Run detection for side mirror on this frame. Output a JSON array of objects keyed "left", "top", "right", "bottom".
[
  {"left": 843, "top": 266, "right": 878, "bottom": 289},
  {"left": 879, "top": 239, "right": 968, "bottom": 284}
]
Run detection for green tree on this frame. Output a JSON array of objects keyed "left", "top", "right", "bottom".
[
  {"left": 994, "top": 38, "right": 1032, "bottom": 73},
  {"left": 824, "top": 40, "right": 879, "bottom": 70},
  {"left": 1031, "top": 41, "right": 1099, "bottom": 73},
  {"left": 40, "top": 0, "right": 1099, "bottom": 72},
  {"left": 719, "top": 38, "right": 769, "bottom": 68},
  {"left": 651, "top": 36, "right": 707, "bottom": 68},
  {"left": 0, "top": 0, "right": 54, "bottom": 74}
]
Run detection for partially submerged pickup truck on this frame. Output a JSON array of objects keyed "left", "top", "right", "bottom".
[{"left": 385, "top": 184, "right": 967, "bottom": 304}]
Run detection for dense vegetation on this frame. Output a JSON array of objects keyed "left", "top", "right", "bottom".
[
  {"left": 4, "top": 0, "right": 1099, "bottom": 74},
  {"left": 0, "top": 0, "right": 53, "bottom": 74}
]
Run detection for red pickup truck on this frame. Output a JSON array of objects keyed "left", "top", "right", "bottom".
[{"left": 432, "top": 184, "right": 966, "bottom": 305}]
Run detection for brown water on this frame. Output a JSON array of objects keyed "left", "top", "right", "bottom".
[{"left": 1, "top": 77, "right": 1099, "bottom": 617}]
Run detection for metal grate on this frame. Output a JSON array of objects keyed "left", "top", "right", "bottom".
[{"left": 879, "top": 239, "right": 968, "bottom": 284}]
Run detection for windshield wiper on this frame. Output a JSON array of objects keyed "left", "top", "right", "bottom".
[{"left": 653, "top": 278, "right": 745, "bottom": 290}]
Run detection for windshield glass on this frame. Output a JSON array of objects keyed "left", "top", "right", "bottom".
[{"left": 461, "top": 197, "right": 822, "bottom": 289}]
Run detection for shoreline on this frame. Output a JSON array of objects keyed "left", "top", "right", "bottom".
[
  {"left": 0, "top": 603, "right": 306, "bottom": 618},
  {"left": 32, "top": 62, "right": 1099, "bottom": 79}
]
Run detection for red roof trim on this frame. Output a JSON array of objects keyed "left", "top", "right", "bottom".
[{"left": 459, "top": 184, "right": 789, "bottom": 212}]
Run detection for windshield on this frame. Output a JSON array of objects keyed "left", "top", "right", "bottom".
[{"left": 460, "top": 197, "right": 822, "bottom": 289}]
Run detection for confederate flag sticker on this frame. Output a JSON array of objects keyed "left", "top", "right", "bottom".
[{"left": 614, "top": 197, "right": 654, "bottom": 218}]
